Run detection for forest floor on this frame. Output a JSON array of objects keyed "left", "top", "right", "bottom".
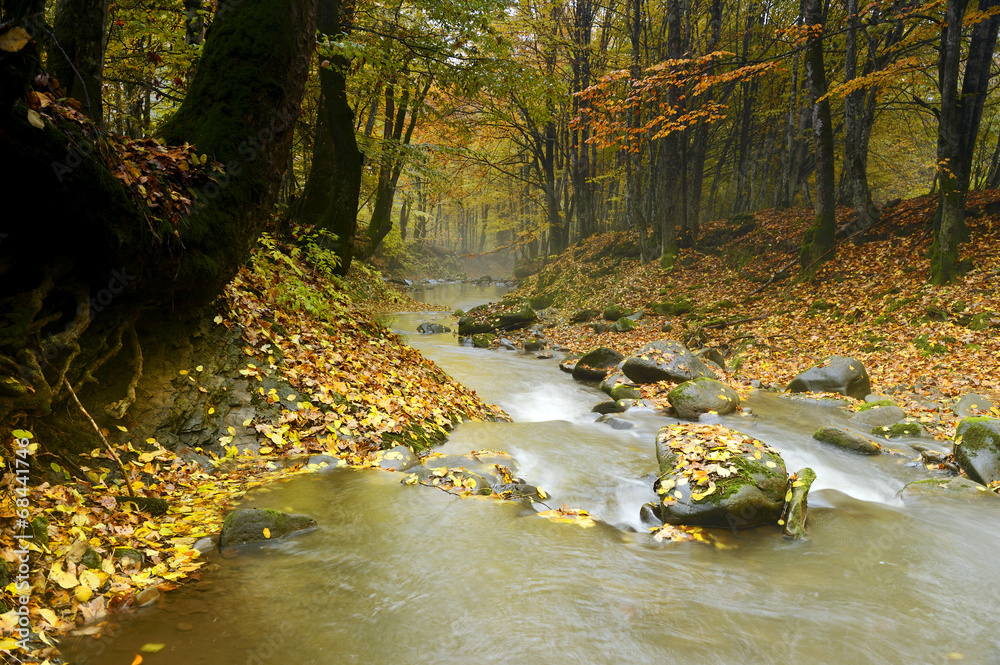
[
  {"left": 0, "top": 234, "right": 506, "bottom": 662},
  {"left": 490, "top": 191, "right": 1000, "bottom": 442}
]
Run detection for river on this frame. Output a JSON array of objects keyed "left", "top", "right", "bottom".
[{"left": 66, "top": 283, "right": 1000, "bottom": 664}]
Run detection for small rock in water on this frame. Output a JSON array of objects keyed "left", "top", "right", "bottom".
[
  {"left": 597, "top": 415, "right": 635, "bottom": 430},
  {"left": 535, "top": 352, "right": 553, "bottom": 359},
  {"left": 219, "top": 508, "right": 317, "bottom": 548},
  {"left": 813, "top": 426, "right": 881, "bottom": 455}
]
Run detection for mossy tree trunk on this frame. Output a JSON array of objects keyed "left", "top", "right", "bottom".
[
  {"left": 293, "top": 0, "right": 364, "bottom": 275},
  {"left": 798, "top": 0, "right": 837, "bottom": 272},
  {"left": 49, "top": 0, "right": 108, "bottom": 124},
  {"left": 0, "top": 0, "right": 316, "bottom": 426}
]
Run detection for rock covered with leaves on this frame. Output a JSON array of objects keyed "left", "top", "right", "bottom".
[
  {"left": 654, "top": 423, "right": 789, "bottom": 528},
  {"left": 622, "top": 340, "right": 717, "bottom": 384}
]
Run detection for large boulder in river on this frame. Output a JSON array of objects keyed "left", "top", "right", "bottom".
[
  {"left": 457, "top": 301, "right": 537, "bottom": 335},
  {"left": 219, "top": 508, "right": 317, "bottom": 547},
  {"left": 667, "top": 378, "right": 740, "bottom": 419},
  {"left": 953, "top": 417, "right": 1000, "bottom": 485},
  {"left": 654, "top": 424, "right": 788, "bottom": 528},
  {"left": 786, "top": 356, "right": 870, "bottom": 399},
  {"left": 621, "top": 340, "right": 717, "bottom": 384},
  {"left": 572, "top": 347, "right": 625, "bottom": 381}
]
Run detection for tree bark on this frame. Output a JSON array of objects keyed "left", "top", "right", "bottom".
[
  {"left": 929, "top": 0, "right": 999, "bottom": 284},
  {"left": 49, "top": 0, "right": 108, "bottom": 123},
  {"left": 798, "top": 0, "right": 837, "bottom": 270},
  {"left": 843, "top": 0, "right": 880, "bottom": 231},
  {"left": 294, "top": 0, "right": 364, "bottom": 274},
  {"left": 569, "top": 0, "right": 596, "bottom": 241}
]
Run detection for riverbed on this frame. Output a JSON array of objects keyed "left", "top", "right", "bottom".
[{"left": 65, "top": 283, "right": 1000, "bottom": 665}]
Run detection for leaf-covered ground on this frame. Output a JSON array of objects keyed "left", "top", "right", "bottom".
[
  {"left": 495, "top": 192, "right": 1000, "bottom": 440},
  {"left": 0, "top": 234, "right": 505, "bottom": 662}
]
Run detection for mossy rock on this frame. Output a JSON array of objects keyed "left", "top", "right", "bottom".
[
  {"left": 472, "top": 333, "right": 496, "bottom": 348},
  {"left": 219, "top": 508, "right": 317, "bottom": 547},
  {"left": 967, "top": 311, "right": 993, "bottom": 331},
  {"left": 667, "top": 377, "right": 740, "bottom": 420},
  {"left": 610, "top": 383, "right": 642, "bottom": 401},
  {"left": 953, "top": 417, "right": 1000, "bottom": 485},
  {"left": 570, "top": 308, "right": 600, "bottom": 323},
  {"left": 871, "top": 422, "right": 924, "bottom": 438},
  {"left": 813, "top": 427, "right": 881, "bottom": 455},
  {"left": 654, "top": 424, "right": 788, "bottom": 529},
  {"left": 856, "top": 399, "right": 896, "bottom": 412},
  {"left": 572, "top": 347, "right": 625, "bottom": 381},
  {"left": 599, "top": 368, "right": 629, "bottom": 395},
  {"left": 649, "top": 299, "right": 694, "bottom": 316},
  {"left": 899, "top": 477, "right": 998, "bottom": 501},
  {"left": 612, "top": 316, "right": 637, "bottom": 333},
  {"left": 528, "top": 293, "right": 555, "bottom": 310},
  {"left": 603, "top": 304, "right": 634, "bottom": 321},
  {"left": 782, "top": 467, "right": 817, "bottom": 539}
]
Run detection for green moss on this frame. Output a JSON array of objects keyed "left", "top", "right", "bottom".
[
  {"left": 857, "top": 399, "right": 895, "bottom": 412},
  {"left": 872, "top": 422, "right": 924, "bottom": 438},
  {"left": 968, "top": 312, "right": 993, "bottom": 331},
  {"left": 29, "top": 516, "right": 48, "bottom": 544},
  {"left": 956, "top": 417, "right": 1000, "bottom": 451}
]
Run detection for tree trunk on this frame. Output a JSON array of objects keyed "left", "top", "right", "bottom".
[
  {"left": 294, "top": 0, "right": 363, "bottom": 274},
  {"left": 798, "top": 0, "right": 837, "bottom": 270},
  {"left": 626, "top": 0, "right": 649, "bottom": 261},
  {"left": 929, "top": 0, "right": 999, "bottom": 284},
  {"left": 843, "top": 0, "right": 880, "bottom": 230},
  {"left": 363, "top": 74, "right": 431, "bottom": 257},
  {"left": 49, "top": 0, "right": 108, "bottom": 123},
  {"left": 569, "top": 0, "right": 596, "bottom": 241},
  {"left": 687, "top": 0, "right": 721, "bottom": 230}
]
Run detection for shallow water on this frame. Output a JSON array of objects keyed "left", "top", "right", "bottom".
[{"left": 66, "top": 283, "right": 1000, "bottom": 665}]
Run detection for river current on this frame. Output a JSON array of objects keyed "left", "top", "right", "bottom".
[{"left": 66, "top": 283, "right": 1000, "bottom": 665}]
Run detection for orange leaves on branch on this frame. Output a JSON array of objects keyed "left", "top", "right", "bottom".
[{"left": 576, "top": 51, "right": 777, "bottom": 152}]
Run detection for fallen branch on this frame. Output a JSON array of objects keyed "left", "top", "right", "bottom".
[{"left": 62, "top": 376, "right": 136, "bottom": 499}]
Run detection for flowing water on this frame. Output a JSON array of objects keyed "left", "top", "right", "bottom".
[{"left": 67, "top": 283, "right": 1000, "bottom": 665}]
